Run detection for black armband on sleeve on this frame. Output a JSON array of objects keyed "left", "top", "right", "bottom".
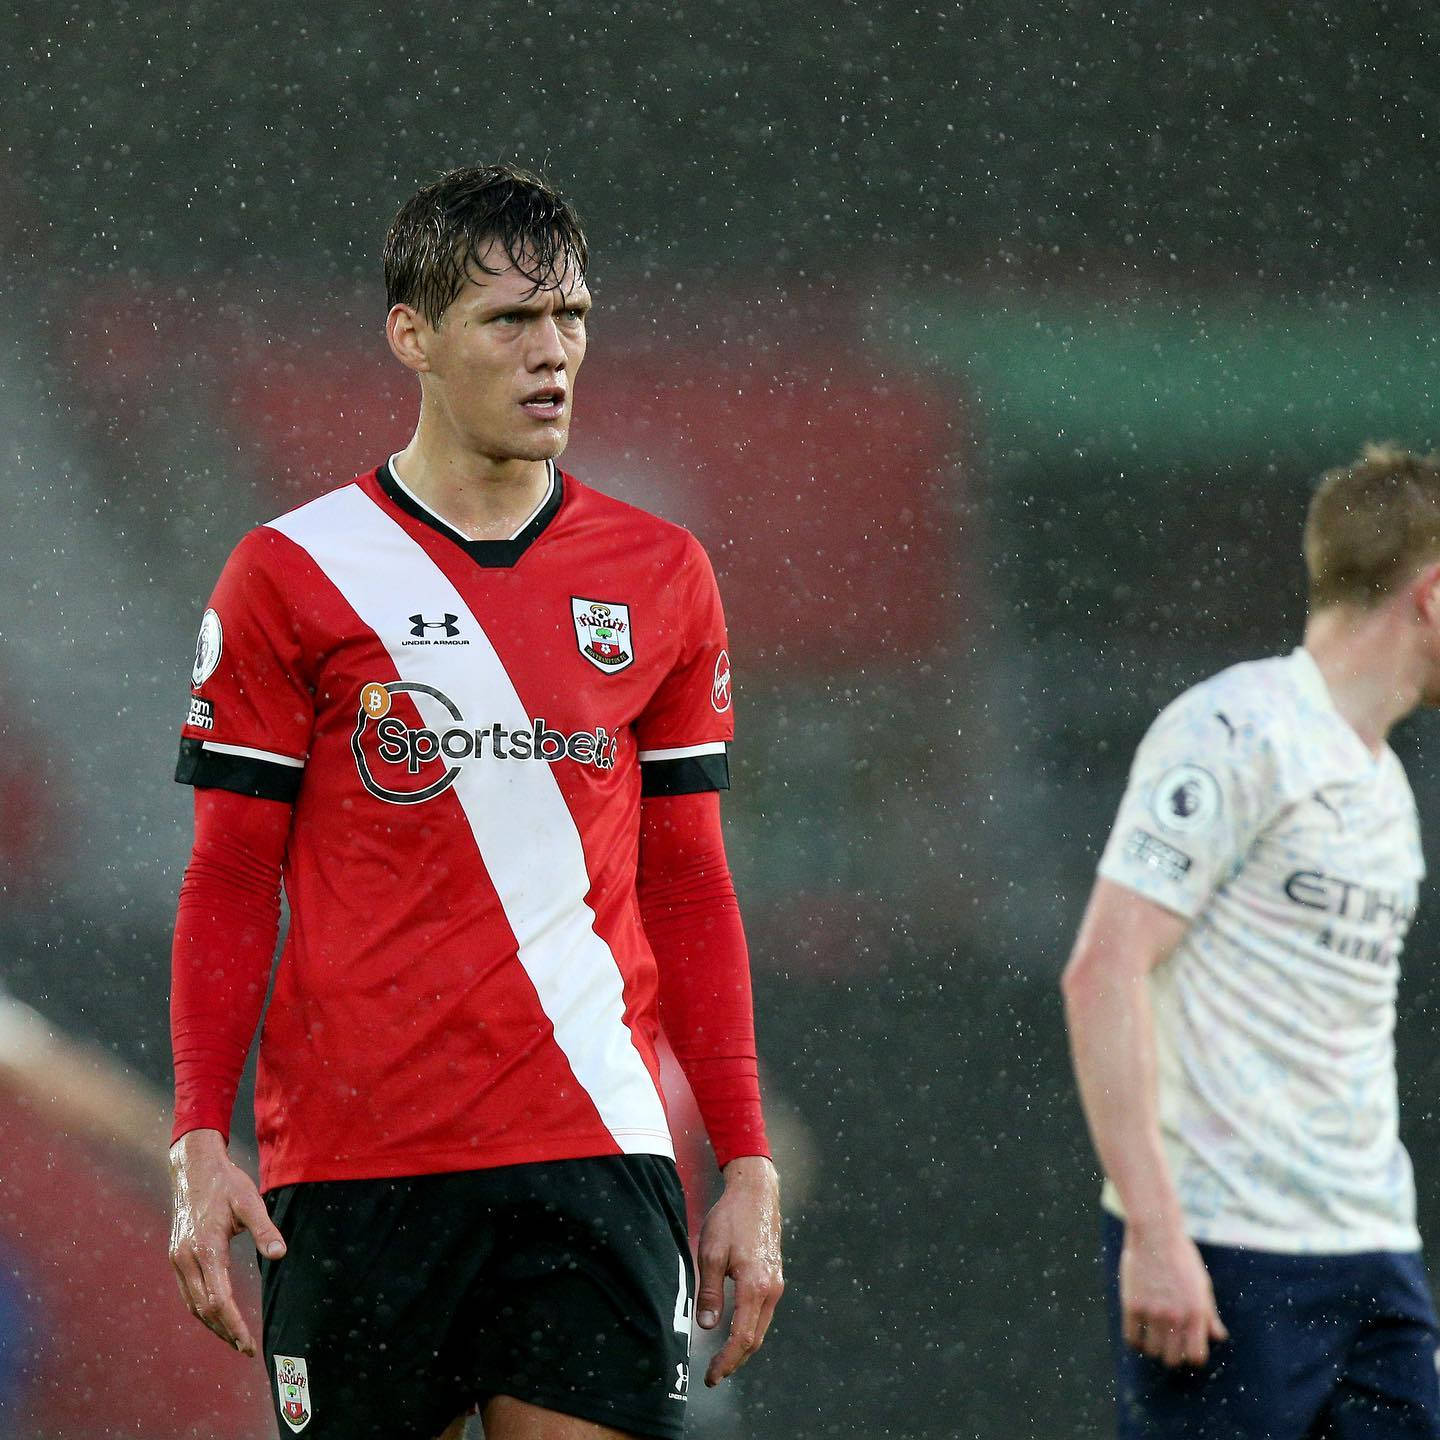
[
  {"left": 639, "top": 751, "right": 731, "bottom": 797},
  {"left": 175, "top": 738, "right": 304, "bottom": 803}
]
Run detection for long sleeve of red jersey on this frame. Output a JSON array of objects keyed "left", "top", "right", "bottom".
[
  {"left": 170, "top": 788, "right": 291, "bottom": 1144},
  {"left": 637, "top": 790, "right": 769, "bottom": 1169}
]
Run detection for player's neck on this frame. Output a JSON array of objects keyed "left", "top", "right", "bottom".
[
  {"left": 1303, "top": 609, "right": 1422, "bottom": 754},
  {"left": 390, "top": 435, "right": 553, "bottom": 543}
]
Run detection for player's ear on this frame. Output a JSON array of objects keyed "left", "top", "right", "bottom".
[
  {"left": 1413, "top": 560, "right": 1440, "bottom": 627},
  {"left": 386, "top": 304, "right": 432, "bottom": 374}
]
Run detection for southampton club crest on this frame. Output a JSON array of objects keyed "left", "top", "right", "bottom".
[
  {"left": 572, "top": 598, "right": 634, "bottom": 673},
  {"left": 274, "top": 1354, "right": 312, "bottom": 1433}
]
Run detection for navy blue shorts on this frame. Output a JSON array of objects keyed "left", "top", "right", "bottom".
[{"left": 1104, "top": 1214, "right": 1440, "bottom": 1439}]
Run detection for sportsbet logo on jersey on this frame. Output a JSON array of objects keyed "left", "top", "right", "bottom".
[{"left": 351, "top": 679, "right": 619, "bottom": 805}]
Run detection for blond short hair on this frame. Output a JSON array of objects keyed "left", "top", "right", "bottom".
[{"left": 1305, "top": 444, "right": 1440, "bottom": 611}]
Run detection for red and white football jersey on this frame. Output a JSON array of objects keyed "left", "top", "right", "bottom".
[{"left": 176, "top": 461, "right": 735, "bottom": 1190}]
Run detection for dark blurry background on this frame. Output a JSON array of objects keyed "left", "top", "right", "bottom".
[{"left": 3, "top": 3, "right": 1440, "bottom": 1436}]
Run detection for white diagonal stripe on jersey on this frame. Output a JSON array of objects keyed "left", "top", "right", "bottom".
[{"left": 268, "top": 485, "right": 672, "bottom": 1157}]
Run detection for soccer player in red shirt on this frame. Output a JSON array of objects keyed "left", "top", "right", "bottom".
[{"left": 167, "top": 163, "right": 783, "bottom": 1440}]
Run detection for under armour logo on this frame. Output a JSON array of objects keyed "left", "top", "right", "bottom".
[
  {"left": 409, "top": 613, "right": 460, "bottom": 638},
  {"left": 674, "top": 1363, "right": 689, "bottom": 1394}
]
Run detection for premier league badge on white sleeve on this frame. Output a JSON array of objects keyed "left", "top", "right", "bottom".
[
  {"left": 274, "top": 1354, "right": 312, "bottom": 1433},
  {"left": 1151, "top": 763, "right": 1222, "bottom": 833},
  {"left": 572, "top": 598, "right": 634, "bottom": 673}
]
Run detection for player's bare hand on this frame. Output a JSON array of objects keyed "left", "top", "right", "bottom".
[
  {"left": 1120, "top": 1217, "right": 1228, "bottom": 1368},
  {"left": 168, "top": 1127, "right": 286, "bottom": 1356},
  {"left": 696, "top": 1154, "right": 783, "bottom": 1387}
]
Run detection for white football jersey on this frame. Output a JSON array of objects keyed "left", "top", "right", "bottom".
[{"left": 1097, "top": 647, "right": 1424, "bottom": 1253}]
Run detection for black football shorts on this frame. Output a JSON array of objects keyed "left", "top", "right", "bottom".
[{"left": 259, "top": 1155, "right": 695, "bottom": 1440}]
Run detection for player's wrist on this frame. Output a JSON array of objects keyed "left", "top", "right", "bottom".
[
  {"left": 169, "top": 1125, "right": 230, "bottom": 1168},
  {"left": 1122, "top": 1202, "right": 1189, "bottom": 1247},
  {"left": 720, "top": 1153, "right": 778, "bottom": 1190}
]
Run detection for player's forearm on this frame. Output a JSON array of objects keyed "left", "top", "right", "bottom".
[
  {"left": 651, "top": 897, "right": 768, "bottom": 1166},
  {"left": 1062, "top": 960, "right": 1183, "bottom": 1231},
  {"left": 639, "top": 792, "right": 769, "bottom": 1168},
  {"left": 34, "top": 1043, "right": 173, "bottom": 1160},
  {"left": 0, "top": 999, "right": 172, "bottom": 1167},
  {"left": 170, "top": 788, "right": 289, "bottom": 1144}
]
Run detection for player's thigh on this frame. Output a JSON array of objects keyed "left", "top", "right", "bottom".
[
  {"left": 1326, "top": 1342, "right": 1440, "bottom": 1440},
  {"left": 260, "top": 1177, "right": 484, "bottom": 1439},
  {"left": 1328, "top": 1253, "right": 1440, "bottom": 1440},
  {"left": 1104, "top": 1215, "right": 1343, "bottom": 1440},
  {"left": 481, "top": 1393, "right": 644, "bottom": 1439},
  {"left": 473, "top": 1156, "right": 694, "bottom": 1440}
]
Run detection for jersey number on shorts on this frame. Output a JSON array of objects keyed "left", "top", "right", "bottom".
[{"left": 672, "top": 1253, "right": 694, "bottom": 1340}]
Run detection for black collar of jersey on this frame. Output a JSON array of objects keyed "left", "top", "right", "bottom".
[{"left": 376, "top": 460, "right": 564, "bottom": 568}]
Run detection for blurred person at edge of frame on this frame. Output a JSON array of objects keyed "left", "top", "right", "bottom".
[
  {"left": 166, "top": 163, "right": 782, "bottom": 1440},
  {"left": 1064, "top": 445, "right": 1440, "bottom": 1440},
  {"left": 0, "top": 988, "right": 269, "bottom": 1436},
  {"left": 0, "top": 673, "right": 270, "bottom": 1436}
]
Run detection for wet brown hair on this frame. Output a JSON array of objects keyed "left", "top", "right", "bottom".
[
  {"left": 383, "top": 163, "right": 588, "bottom": 328},
  {"left": 1306, "top": 443, "right": 1440, "bottom": 610}
]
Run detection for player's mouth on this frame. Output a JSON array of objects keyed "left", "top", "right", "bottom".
[{"left": 520, "top": 385, "right": 566, "bottom": 420}]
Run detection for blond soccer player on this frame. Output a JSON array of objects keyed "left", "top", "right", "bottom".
[{"left": 1064, "top": 447, "right": 1440, "bottom": 1439}]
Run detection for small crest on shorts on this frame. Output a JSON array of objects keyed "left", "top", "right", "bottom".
[
  {"left": 572, "top": 598, "right": 634, "bottom": 673},
  {"left": 274, "top": 1353, "right": 312, "bottom": 1433}
]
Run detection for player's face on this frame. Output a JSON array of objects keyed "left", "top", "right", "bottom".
[{"left": 422, "top": 244, "right": 590, "bottom": 465}]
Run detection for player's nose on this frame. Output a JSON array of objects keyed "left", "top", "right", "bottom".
[{"left": 527, "top": 315, "right": 569, "bottom": 371}]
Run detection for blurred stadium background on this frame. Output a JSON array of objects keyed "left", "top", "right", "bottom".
[{"left": 3, "top": 3, "right": 1440, "bottom": 1435}]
